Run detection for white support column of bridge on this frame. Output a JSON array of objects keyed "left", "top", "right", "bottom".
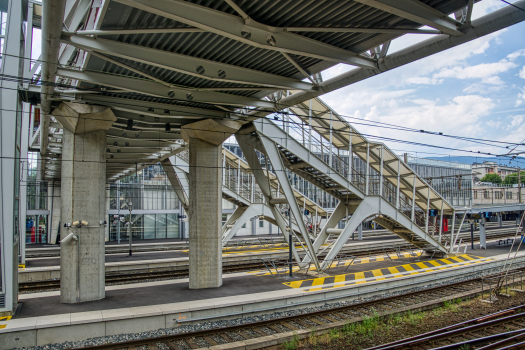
[
  {"left": 479, "top": 216, "right": 486, "bottom": 249},
  {"left": 358, "top": 223, "right": 363, "bottom": 240},
  {"left": 411, "top": 175, "right": 417, "bottom": 222},
  {"left": 57, "top": 103, "right": 116, "bottom": 303},
  {"left": 258, "top": 135, "right": 320, "bottom": 270},
  {"left": 49, "top": 183, "right": 61, "bottom": 244},
  {"left": 235, "top": 133, "right": 302, "bottom": 264},
  {"left": 181, "top": 119, "right": 241, "bottom": 289}
]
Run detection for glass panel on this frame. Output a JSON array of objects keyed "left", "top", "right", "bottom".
[
  {"left": 26, "top": 215, "right": 48, "bottom": 244},
  {"left": 155, "top": 214, "right": 167, "bottom": 239},
  {"left": 143, "top": 214, "right": 156, "bottom": 239},
  {"left": 166, "top": 214, "right": 179, "bottom": 238}
]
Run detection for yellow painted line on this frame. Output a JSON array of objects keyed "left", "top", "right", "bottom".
[
  {"left": 448, "top": 256, "right": 466, "bottom": 263},
  {"left": 360, "top": 258, "right": 370, "bottom": 264},
  {"left": 354, "top": 271, "right": 366, "bottom": 281},
  {"left": 401, "top": 264, "right": 419, "bottom": 275},
  {"left": 439, "top": 258, "right": 455, "bottom": 265},
  {"left": 372, "top": 269, "right": 385, "bottom": 281},
  {"left": 415, "top": 262, "right": 430, "bottom": 270},
  {"left": 461, "top": 255, "right": 477, "bottom": 261},
  {"left": 0, "top": 316, "right": 11, "bottom": 321},
  {"left": 285, "top": 280, "right": 304, "bottom": 289},
  {"left": 426, "top": 260, "right": 443, "bottom": 267},
  {"left": 18, "top": 265, "right": 25, "bottom": 269},
  {"left": 334, "top": 274, "right": 346, "bottom": 284}
]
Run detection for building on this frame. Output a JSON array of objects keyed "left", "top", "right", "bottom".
[
  {"left": 404, "top": 155, "right": 473, "bottom": 207},
  {"left": 473, "top": 182, "right": 524, "bottom": 205},
  {"left": 472, "top": 161, "right": 520, "bottom": 181}
]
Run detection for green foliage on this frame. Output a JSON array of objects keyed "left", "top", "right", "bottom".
[
  {"left": 480, "top": 173, "right": 502, "bottom": 184},
  {"left": 503, "top": 172, "right": 524, "bottom": 185},
  {"left": 283, "top": 334, "right": 300, "bottom": 350}
]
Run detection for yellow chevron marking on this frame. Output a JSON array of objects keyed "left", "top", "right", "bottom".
[
  {"left": 448, "top": 256, "right": 466, "bottom": 263},
  {"left": 286, "top": 255, "right": 495, "bottom": 292},
  {"left": 334, "top": 274, "right": 346, "bottom": 284},
  {"left": 284, "top": 280, "right": 304, "bottom": 289},
  {"left": 387, "top": 266, "right": 401, "bottom": 276},
  {"left": 427, "top": 260, "right": 443, "bottom": 267},
  {"left": 354, "top": 271, "right": 366, "bottom": 281},
  {"left": 372, "top": 269, "right": 385, "bottom": 281},
  {"left": 415, "top": 262, "right": 430, "bottom": 269},
  {"left": 400, "top": 263, "right": 420, "bottom": 275},
  {"left": 462, "top": 255, "right": 477, "bottom": 260}
]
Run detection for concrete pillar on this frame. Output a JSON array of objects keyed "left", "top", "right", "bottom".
[
  {"left": 182, "top": 119, "right": 240, "bottom": 289},
  {"left": 55, "top": 103, "right": 116, "bottom": 303},
  {"left": 49, "top": 183, "right": 61, "bottom": 244},
  {"left": 358, "top": 223, "right": 363, "bottom": 240}
]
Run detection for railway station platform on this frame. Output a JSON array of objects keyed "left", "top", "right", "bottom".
[
  {"left": 19, "top": 224, "right": 518, "bottom": 284},
  {"left": 4, "top": 238, "right": 525, "bottom": 348}
]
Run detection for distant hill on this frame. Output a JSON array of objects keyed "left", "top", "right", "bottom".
[{"left": 426, "top": 156, "right": 525, "bottom": 167}]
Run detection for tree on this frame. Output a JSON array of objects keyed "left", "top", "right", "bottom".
[
  {"left": 480, "top": 173, "right": 502, "bottom": 184},
  {"left": 503, "top": 172, "right": 524, "bottom": 185}
]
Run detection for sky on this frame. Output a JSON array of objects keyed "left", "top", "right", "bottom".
[{"left": 319, "top": 0, "right": 525, "bottom": 167}]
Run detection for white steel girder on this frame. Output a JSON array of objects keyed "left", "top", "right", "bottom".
[
  {"left": 63, "top": 35, "right": 314, "bottom": 91},
  {"left": 252, "top": 119, "right": 364, "bottom": 199},
  {"left": 161, "top": 157, "right": 189, "bottom": 211},
  {"left": 222, "top": 206, "right": 247, "bottom": 237},
  {"left": 221, "top": 203, "right": 307, "bottom": 245},
  {"left": 254, "top": 134, "right": 321, "bottom": 270},
  {"left": 353, "top": 0, "right": 463, "bottom": 36},
  {"left": 235, "top": 133, "right": 304, "bottom": 265},
  {"left": 112, "top": 0, "right": 377, "bottom": 69},
  {"left": 55, "top": 68, "right": 276, "bottom": 108}
]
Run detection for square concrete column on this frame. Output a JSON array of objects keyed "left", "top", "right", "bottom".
[
  {"left": 182, "top": 119, "right": 240, "bottom": 289},
  {"left": 188, "top": 138, "right": 223, "bottom": 288},
  {"left": 54, "top": 103, "right": 116, "bottom": 303}
]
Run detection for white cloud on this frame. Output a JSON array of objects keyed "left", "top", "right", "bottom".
[
  {"left": 506, "top": 115, "right": 525, "bottom": 131},
  {"left": 433, "top": 59, "right": 517, "bottom": 84},
  {"left": 486, "top": 120, "right": 502, "bottom": 129},
  {"left": 520, "top": 66, "right": 525, "bottom": 79},
  {"left": 463, "top": 83, "right": 504, "bottom": 94},
  {"left": 517, "top": 88, "right": 525, "bottom": 107},
  {"left": 406, "top": 77, "right": 443, "bottom": 85},
  {"left": 507, "top": 49, "right": 525, "bottom": 61}
]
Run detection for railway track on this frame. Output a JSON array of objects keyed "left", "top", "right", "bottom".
[
  {"left": 25, "top": 223, "right": 519, "bottom": 258},
  {"left": 66, "top": 268, "right": 525, "bottom": 350},
  {"left": 368, "top": 304, "right": 525, "bottom": 349},
  {"left": 20, "top": 228, "right": 521, "bottom": 292}
]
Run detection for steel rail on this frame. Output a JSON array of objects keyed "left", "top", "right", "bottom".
[{"left": 66, "top": 268, "right": 525, "bottom": 350}]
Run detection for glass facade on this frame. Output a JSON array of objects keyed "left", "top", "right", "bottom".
[
  {"left": 109, "top": 213, "right": 179, "bottom": 241},
  {"left": 25, "top": 214, "right": 48, "bottom": 244},
  {"left": 107, "top": 163, "right": 181, "bottom": 241}
]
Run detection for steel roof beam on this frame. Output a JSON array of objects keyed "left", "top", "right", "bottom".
[
  {"left": 63, "top": 35, "right": 313, "bottom": 91},
  {"left": 286, "top": 27, "right": 441, "bottom": 34},
  {"left": 79, "top": 95, "right": 229, "bottom": 119},
  {"left": 74, "top": 28, "right": 206, "bottom": 35},
  {"left": 113, "top": 0, "right": 377, "bottom": 69},
  {"left": 353, "top": 0, "right": 463, "bottom": 36},
  {"left": 56, "top": 68, "right": 276, "bottom": 108},
  {"left": 107, "top": 129, "right": 183, "bottom": 140}
]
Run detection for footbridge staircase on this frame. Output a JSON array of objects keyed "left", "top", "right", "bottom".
[
  {"left": 236, "top": 96, "right": 453, "bottom": 270},
  {"left": 162, "top": 146, "right": 327, "bottom": 263}
]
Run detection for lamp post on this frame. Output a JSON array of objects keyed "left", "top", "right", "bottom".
[{"left": 128, "top": 202, "right": 132, "bottom": 256}]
